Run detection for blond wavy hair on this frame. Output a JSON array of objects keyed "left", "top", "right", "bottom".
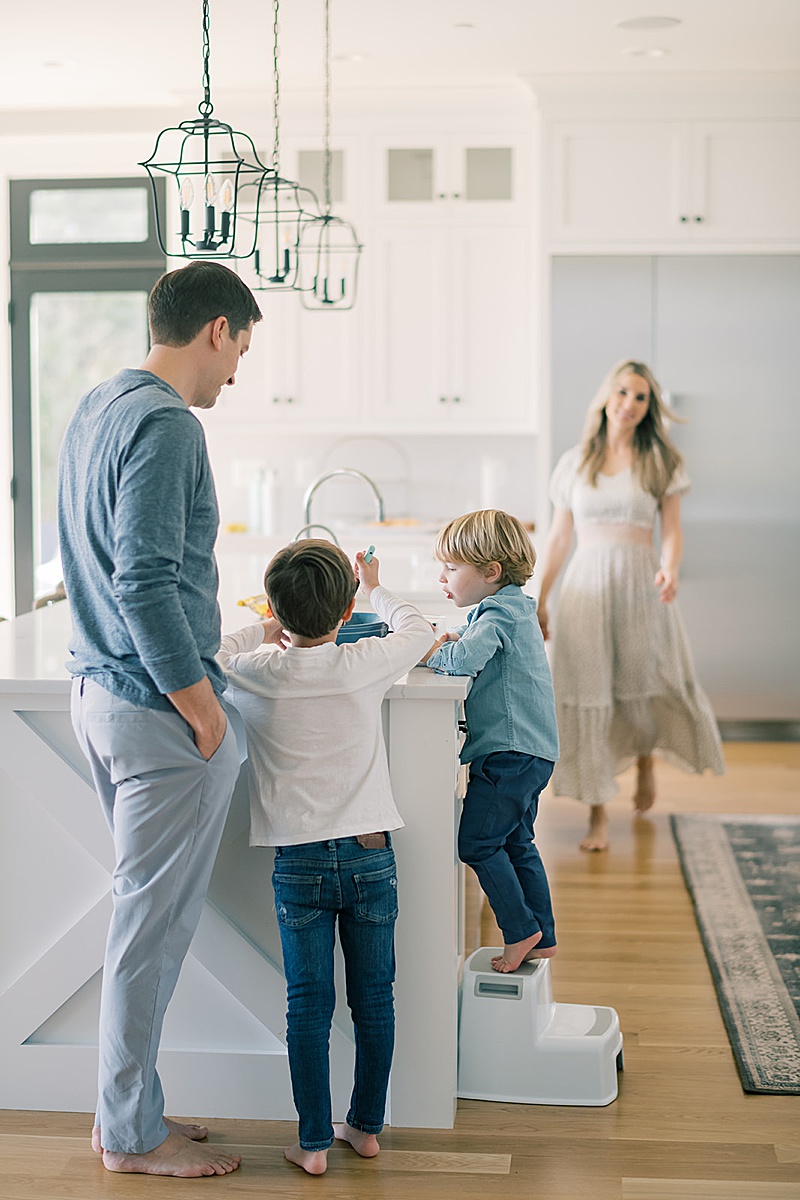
[
  {"left": 579, "top": 359, "right": 684, "bottom": 499},
  {"left": 435, "top": 509, "right": 536, "bottom": 587}
]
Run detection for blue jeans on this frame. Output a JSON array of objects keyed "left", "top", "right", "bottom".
[
  {"left": 458, "top": 752, "right": 556, "bottom": 947},
  {"left": 272, "top": 836, "right": 398, "bottom": 1152}
]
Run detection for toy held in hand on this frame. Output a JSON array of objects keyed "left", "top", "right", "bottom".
[{"left": 237, "top": 593, "right": 271, "bottom": 618}]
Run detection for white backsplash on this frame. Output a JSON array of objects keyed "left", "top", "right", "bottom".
[{"left": 199, "top": 422, "right": 541, "bottom": 544}]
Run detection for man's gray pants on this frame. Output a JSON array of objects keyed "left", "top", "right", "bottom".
[{"left": 71, "top": 677, "right": 240, "bottom": 1156}]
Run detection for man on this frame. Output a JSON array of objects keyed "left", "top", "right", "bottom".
[{"left": 58, "top": 261, "right": 262, "bottom": 1177}]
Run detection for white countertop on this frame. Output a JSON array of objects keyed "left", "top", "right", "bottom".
[{"left": 0, "top": 602, "right": 469, "bottom": 701}]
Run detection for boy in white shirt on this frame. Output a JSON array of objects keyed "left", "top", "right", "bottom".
[{"left": 217, "top": 540, "right": 434, "bottom": 1176}]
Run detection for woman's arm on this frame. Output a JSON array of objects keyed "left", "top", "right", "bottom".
[
  {"left": 656, "top": 492, "right": 683, "bottom": 603},
  {"left": 534, "top": 507, "right": 575, "bottom": 640}
]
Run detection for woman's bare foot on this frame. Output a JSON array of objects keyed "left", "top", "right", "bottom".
[
  {"left": 580, "top": 804, "right": 609, "bottom": 852},
  {"left": 333, "top": 1122, "right": 381, "bottom": 1158},
  {"left": 284, "top": 1142, "right": 328, "bottom": 1175},
  {"left": 92, "top": 1117, "right": 209, "bottom": 1154},
  {"left": 633, "top": 755, "right": 656, "bottom": 812},
  {"left": 102, "top": 1130, "right": 240, "bottom": 1176},
  {"left": 491, "top": 930, "right": 545, "bottom": 972}
]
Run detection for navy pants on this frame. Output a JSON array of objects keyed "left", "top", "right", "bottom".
[{"left": 458, "top": 751, "right": 556, "bottom": 947}]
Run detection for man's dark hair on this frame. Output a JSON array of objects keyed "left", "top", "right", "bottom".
[
  {"left": 148, "top": 261, "right": 262, "bottom": 347},
  {"left": 264, "top": 540, "right": 357, "bottom": 640}
]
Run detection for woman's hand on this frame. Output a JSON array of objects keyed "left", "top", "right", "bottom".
[
  {"left": 654, "top": 566, "right": 678, "bottom": 604},
  {"left": 537, "top": 599, "right": 551, "bottom": 640}
]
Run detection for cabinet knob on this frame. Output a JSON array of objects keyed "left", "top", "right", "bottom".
[
  {"left": 439, "top": 396, "right": 447, "bottom": 404},
  {"left": 452, "top": 192, "right": 461, "bottom": 200},
  {"left": 679, "top": 215, "right": 688, "bottom": 223},
  {"left": 287, "top": 397, "right": 295, "bottom": 404},
  {"left": 694, "top": 215, "right": 703, "bottom": 223},
  {"left": 453, "top": 396, "right": 461, "bottom": 404},
  {"left": 437, "top": 193, "right": 447, "bottom": 200},
  {"left": 272, "top": 396, "right": 280, "bottom": 404}
]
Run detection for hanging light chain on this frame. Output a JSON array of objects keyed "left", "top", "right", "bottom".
[
  {"left": 272, "top": 0, "right": 281, "bottom": 173},
  {"left": 323, "top": 0, "right": 332, "bottom": 212},
  {"left": 199, "top": 0, "right": 214, "bottom": 116}
]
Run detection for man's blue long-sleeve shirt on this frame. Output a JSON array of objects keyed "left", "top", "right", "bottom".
[
  {"left": 58, "top": 368, "right": 226, "bottom": 711},
  {"left": 426, "top": 585, "right": 560, "bottom": 765}
]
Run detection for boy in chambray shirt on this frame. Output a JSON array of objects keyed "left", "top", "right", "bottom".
[{"left": 422, "top": 509, "right": 559, "bottom": 973}]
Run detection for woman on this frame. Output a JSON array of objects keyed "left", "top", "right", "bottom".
[{"left": 537, "top": 359, "right": 724, "bottom": 851}]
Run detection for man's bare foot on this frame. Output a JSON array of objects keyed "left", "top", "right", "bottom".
[
  {"left": 633, "top": 755, "right": 656, "bottom": 812},
  {"left": 580, "top": 804, "right": 609, "bottom": 852},
  {"left": 102, "top": 1130, "right": 241, "bottom": 1177},
  {"left": 284, "top": 1142, "right": 328, "bottom": 1175},
  {"left": 92, "top": 1117, "right": 208, "bottom": 1154},
  {"left": 333, "top": 1122, "right": 381, "bottom": 1158},
  {"left": 491, "top": 930, "right": 544, "bottom": 972}
]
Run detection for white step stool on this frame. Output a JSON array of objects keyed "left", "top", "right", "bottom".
[{"left": 458, "top": 947, "right": 623, "bottom": 1106}]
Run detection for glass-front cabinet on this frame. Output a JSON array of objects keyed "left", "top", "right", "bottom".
[{"left": 374, "top": 135, "right": 529, "bottom": 222}]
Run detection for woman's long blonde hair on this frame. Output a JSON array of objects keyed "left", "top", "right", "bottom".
[{"left": 579, "top": 359, "right": 684, "bottom": 499}]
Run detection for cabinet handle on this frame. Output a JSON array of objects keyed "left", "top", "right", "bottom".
[{"left": 694, "top": 215, "right": 703, "bottom": 223}]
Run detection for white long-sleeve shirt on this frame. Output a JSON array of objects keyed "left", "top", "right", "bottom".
[{"left": 217, "top": 587, "right": 435, "bottom": 846}]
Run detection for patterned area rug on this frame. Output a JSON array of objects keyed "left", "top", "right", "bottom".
[{"left": 671, "top": 814, "right": 800, "bottom": 1094}]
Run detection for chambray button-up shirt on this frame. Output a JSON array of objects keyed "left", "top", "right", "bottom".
[{"left": 426, "top": 584, "right": 560, "bottom": 765}]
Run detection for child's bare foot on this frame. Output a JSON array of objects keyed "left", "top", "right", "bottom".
[
  {"left": 92, "top": 1117, "right": 208, "bottom": 1154},
  {"left": 102, "top": 1130, "right": 240, "bottom": 1176},
  {"left": 333, "top": 1122, "right": 381, "bottom": 1158},
  {"left": 491, "top": 930, "right": 544, "bottom": 972},
  {"left": 633, "top": 755, "right": 656, "bottom": 812},
  {"left": 284, "top": 1142, "right": 328, "bottom": 1174},
  {"left": 580, "top": 804, "right": 609, "bottom": 852}
]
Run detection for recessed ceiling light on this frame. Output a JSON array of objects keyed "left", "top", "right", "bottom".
[
  {"left": 453, "top": 22, "right": 476, "bottom": 29},
  {"left": 333, "top": 53, "right": 367, "bottom": 62},
  {"left": 615, "top": 15, "right": 682, "bottom": 31},
  {"left": 41, "top": 59, "right": 75, "bottom": 69}
]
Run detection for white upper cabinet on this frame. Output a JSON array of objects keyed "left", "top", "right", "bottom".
[
  {"left": 550, "top": 120, "right": 800, "bottom": 247},
  {"left": 369, "top": 225, "right": 534, "bottom": 431},
  {"left": 375, "top": 135, "right": 529, "bottom": 223}
]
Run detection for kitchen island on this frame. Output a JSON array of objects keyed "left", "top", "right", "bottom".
[{"left": 0, "top": 601, "right": 469, "bottom": 1129}]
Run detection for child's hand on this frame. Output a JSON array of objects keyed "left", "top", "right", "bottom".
[
  {"left": 261, "top": 616, "right": 290, "bottom": 648},
  {"left": 355, "top": 550, "right": 380, "bottom": 595},
  {"left": 420, "top": 630, "right": 460, "bottom": 664},
  {"left": 654, "top": 566, "right": 678, "bottom": 604}
]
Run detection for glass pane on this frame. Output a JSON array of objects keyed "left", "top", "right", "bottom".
[
  {"left": 465, "top": 147, "right": 513, "bottom": 201},
  {"left": 30, "top": 188, "right": 149, "bottom": 244},
  {"left": 297, "top": 150, "right": 345, "bottom": 205},
  {"left": 30, "top": 292, "right": 149, "bottom": 594},
  {"left": 387, "top": 149, "right": 433, "bottom": 202}
]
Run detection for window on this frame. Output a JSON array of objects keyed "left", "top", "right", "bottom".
[{"left": 9, "top": 177, "right": 166, "bottom": 613}]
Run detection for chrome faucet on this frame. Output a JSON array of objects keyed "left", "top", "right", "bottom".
[
  {"left": 292, "top": 523, "right": 341, "bottom": 546},
  {"left": 302, "top": 468, "right": 386, "bottom": 527}
]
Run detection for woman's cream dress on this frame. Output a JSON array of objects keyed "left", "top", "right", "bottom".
[{"left": 549, "top": 446, "right": 724, "bottom": 805}]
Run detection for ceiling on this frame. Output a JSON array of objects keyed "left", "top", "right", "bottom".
[{"left": 2, "top": 1, "right": 799, "bottom": 114}]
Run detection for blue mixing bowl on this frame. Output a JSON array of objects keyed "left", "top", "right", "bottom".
[{"left": 336, "top": 611, "right": 390, "bottom": 644}]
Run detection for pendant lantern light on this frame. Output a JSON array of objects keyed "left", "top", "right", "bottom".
[
  {"left": 245, "top": 0, "right": 320, "bottom": 290},
  {"left": 140, "top": 0, "right": 271, "bottom": 260},
  {"left": 296, "top": 0, "right": 363, "bottom": 309}
]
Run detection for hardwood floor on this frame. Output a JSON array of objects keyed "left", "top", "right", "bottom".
[{"left": 2, "top": 744, "right": 799, "bottom": 1199}]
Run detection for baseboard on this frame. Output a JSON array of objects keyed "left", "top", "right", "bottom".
[{"left": 718, "top": 720, "right": 800, "bottom": 743}]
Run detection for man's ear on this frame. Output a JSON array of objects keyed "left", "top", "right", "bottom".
[
  {"left": 209, "top": 314, "right": 229, "bottom": 349},
  {"left": 484, "top": 561, "right": 503, "bottom": 583}
]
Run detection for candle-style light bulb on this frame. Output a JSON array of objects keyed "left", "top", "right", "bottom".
[
  {"left": 204, "top": 174, "right": 218, "bottom": 206},
  {"left": 179, "top": 177, "right": 195, "bottom": 239},
  {"left": 218, "top": 177, "right": 234, "bottom": 242},
  {"left": 202, "top": 173, "right": 217, "bottom": 241}
]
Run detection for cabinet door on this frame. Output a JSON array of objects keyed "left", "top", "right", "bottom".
[
  {"left": 689, "top": 122, "right": 800, "bottom": 243},
  {"left": 369, "top": 226, "right": 451, "bottom": 426},
  {"left": 216, "top": 288, "right": 361, "bottom": 430},
  {"left": 450, "top": 227, "right": 534, "bottom": 429},
  {"left": 550, "top": 122, "right": 689, "bottom": 244}
]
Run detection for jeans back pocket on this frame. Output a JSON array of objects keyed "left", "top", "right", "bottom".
[
  {"left": 272, "top": 872, "right": 324, "bottom": 928},
  {"left": 353, "top": 866, "right": 398, "bottom": 925}
]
